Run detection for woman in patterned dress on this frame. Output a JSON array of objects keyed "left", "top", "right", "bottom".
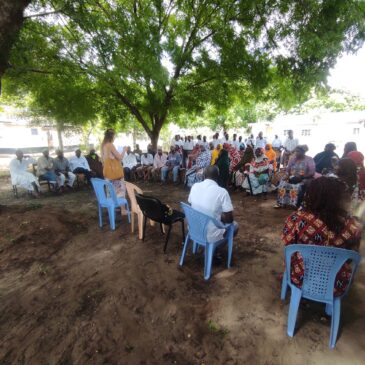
[
  {"left": 275, "top": 145, "right": 315, "bottom": 208},
  {"left": 282, "top": 176, "right": 361, "bottom": 296}
]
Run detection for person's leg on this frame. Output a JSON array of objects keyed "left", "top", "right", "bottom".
[
  {"left": 67, "top": 172, "right": 76, "bottom": 187},
  {"left": 57, "top": 173, "right": 66, "bottom": 188},
  {"left": 123, "top": 167, "right": 131, "bottom": 182},
  {"left": 172, "top": 166, "right": 179, "bottom": 183},
  {"left": 161, "top": 166, "right": 168, "bottom": 182},
  {"left": 136, "top": 166, "right": 143, "bottom": 179}
]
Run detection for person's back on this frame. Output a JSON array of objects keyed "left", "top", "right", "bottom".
[
  {"left": 188, "top": 167, "right": 234, "bottom": 242},
  {"left": 282, "top": 177, "right": 361, "bottom": 295}
]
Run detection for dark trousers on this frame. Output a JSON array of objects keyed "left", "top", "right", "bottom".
[
  {"left": 73, "top": 168, "right": 92, "bottom": 183},
  {"left": 124, "top": 167, "right": 137, "bottom": 182}
]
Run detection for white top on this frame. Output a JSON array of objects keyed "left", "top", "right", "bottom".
[
  {"left": 232, "top": 140, "right": 240, "bottom": 150},
  {"left": 183, "top": 140, "right": 194, "bottom": 150},
  {"left": 188, "top": 179, "right": 233, "bottom": 242},
  {"left": 122, "top": 153, "right": 138, "bottom": 169},
  {"left": 141, "top": 153, "right": 153, "bottom": 166},
  {"left": 69, "top": 155, "right": 90, "bottom": 171},
  {"left": 9, "top": 157, "right": 36, "bottom": 185},
  {"left": 255, "top": 137, "right": 267, "bottom": 149},
  {"left": 211, "top": 139, "right": 220, "bottom": 148},
  {"left": 153, "top": 153, "right": 167, "bottom": 168},
  {"left": 283, "top": 137, "right": 299, "bottom": 152},
  {"left": 272, "top": 138, "right": 282, "bottom": 148},
  {"left": 246, "top": 138, "right": 255, "bottom": 147}
]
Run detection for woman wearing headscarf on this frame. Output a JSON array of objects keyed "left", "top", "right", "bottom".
[
  {"left": 275, "top": 145, "right": 315, "bottom": 208},
  {"left": 342, "top": 141, "right": 357, "bottom": 158},
  {"left": 215, "top": 148, "right": 230, "bottom": 188},
  {"left": 224, "top": 143, "right": 241, "bottom": 174},
  {"left": 242, "top": 147, "right": 270, "bottom": 196},
  {"left": 232, "top": 145, "right": 255, "bottom": 188},
  {"left": 265, "top": 143, "right": 277, "bottom": 172},
  {"left": 340, "top": 153, "right": 365, "bottom": 212}
]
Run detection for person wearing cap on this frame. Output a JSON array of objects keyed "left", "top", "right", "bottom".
[
  {"left": 313, "top": 143, "right": 339, "bottom": 174},
  {"left": 53, "top": 150, "right": 76, "bottom": 190},
  {"left": 69, "top": 149, "right": 93, "bottom": 183},
  {"left": 136, "top": 150, "right": 154, "bottom": 181},
  {"left": 275, "top": 145, "right": 315, "bottom": 208},
  {"left": 9, "top": 149, "right": 40, "bottom": 197},
  {"left": 37, "top": 149, "right": 58, "bottom": 188}
]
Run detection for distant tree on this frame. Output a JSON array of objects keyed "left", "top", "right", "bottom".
[{"left": 4, "top": 0, "right": 365, "bottom": 148}]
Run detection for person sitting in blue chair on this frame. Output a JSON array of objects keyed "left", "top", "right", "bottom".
[{"left": 188, "top": 165, "right": 238, "bottom": 241}]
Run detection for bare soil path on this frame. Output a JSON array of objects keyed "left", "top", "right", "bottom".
[{"left": 0, "top": 177, "right": 364, "bottom": 365}]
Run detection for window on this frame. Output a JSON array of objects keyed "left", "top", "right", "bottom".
[
  {"left": 31, "top": 128, "right": 38, "bottom": 135},
  {"left": 353, "top": 128, "right": 360, "bottom": 135},
  {"left": 301, "top": 129, "right": 311, "bottom": 136}
]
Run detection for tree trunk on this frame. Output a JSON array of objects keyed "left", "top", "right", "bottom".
[
  {"left": 0, "top": 0, "right": 31, "bottom": 83},
  {"left": 56, "top": 126, "right": 64, "bottom": 150},
  {"left": 150, "top": 131, "right": 159, "bottom": 151}
]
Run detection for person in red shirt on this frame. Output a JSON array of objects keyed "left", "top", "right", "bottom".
[{"left": 282, "top": 176, "right": 361, "bottom": 296}]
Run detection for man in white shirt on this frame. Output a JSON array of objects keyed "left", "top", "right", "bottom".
[
  {"left": 136, "top": 151, "right": 154, "bottom": 181},
  {"left": 282, "top": 130, "right": 299, "bottom": 167},
  {"left": 232, "top": 134, "right": 240, "bottom": 150},
  {"left": 150, "top": 147, "right": 167, "bottom": 180},
  {"left": 37, "top": 149, "right": 58, "bottom": 188},
  {"left": 255, "top": 132, "right": 266, "bottom": 149},
  {"left": 188, "top": 166, "right": 238, "bottom": 243},
  {"left": 53, "top": 149, "right": 76, "bottom": 190},
  {"left": 122, "top": 146, "right": 138, "bottom": 181},
  {"left": 182, "top": 136, "right": 194, "bottom": 168},
  {"left": 69, "top": 149, "right": 93, "bottom": 183},
  {"left": 211, "top": 133, "right": 220, "bottom": 148},
  {"left": 9, "top": 149, "right": 40, "bottom": 196},
  {"left": 246, "top": 134, "right": 255, "bottom": 148}
]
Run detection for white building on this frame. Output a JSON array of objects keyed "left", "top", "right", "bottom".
[{"left": 250, "top": 110, "right": 365, "bottom": 156}]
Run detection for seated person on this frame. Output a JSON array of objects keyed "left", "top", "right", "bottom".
[
  {"left": 53, "top": 150, "right": 76, "bottom": 190},
  {"left": 282, "top": 176, "right": 361, "bottom": 296},
  {"left": 122, "top": 146, "right": 138, "bottom": 182},
  {"left": 242, "top": 147, "right": 270, "bottom": 197},
  {"left": 188, "top": 165, "right": 238, "bottom": 241},
  {"left": 161, "top": 146, "right": 182, "bottom": 184},
  {"left": 69, "top": 149, "right": 93, "bottom": 183},
  {"left": 313, "top": 143, "right": 339, "bottom": 174},
  {"left": 133, "top": 144, "right": 142, "bottom": 163},
  {"left": 86, "top": 149, "right": 103, "bottom": 178},
  {"left": 9, "top": 149, "right": 40, "bottom": 197},
  {"left": 149, "top": 147, "right": 167, "bottom": 180},
  {"left": 275, "top": 145, "right": 315, "bottom": 208},
  {"left": 185, "top": 144, "right": 211, "bottom": 187},
  {"left": 37, "top": 149, "right": 58, "bottom": 188},
  {"left": 136, "top": 151, "right": 154, "bottom": 181}
]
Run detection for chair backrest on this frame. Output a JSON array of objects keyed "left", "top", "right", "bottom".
[
  {"left": 135, "top": 193, "right": 167, "bottom": 223},
  {"left": 180, "top": 202, "right": 216, "bottom": 244},
  {"left": 284, "top": 244, "right": 361, "bottom": 301},
  {"left": 125, "top": 182, "right": 143, "bottom": 214},
  {"left": 91, "top": 178, "right": 118, "bottom": 206}
]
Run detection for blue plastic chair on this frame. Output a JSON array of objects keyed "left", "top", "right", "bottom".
[
  {"left": 91, "top": 178, "right": 130, "bottom": 230},
  {"left": 281, "top": 244, "right": 361, "bottom": 348},
  {"left": 179, "top": 202, "right": 235, "bottom": 280}
]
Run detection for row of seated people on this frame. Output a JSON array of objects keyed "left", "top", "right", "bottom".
[{"left": 9, "top": 148, "right": 103, "bottom": 197}]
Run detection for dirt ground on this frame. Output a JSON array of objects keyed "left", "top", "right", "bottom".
[{"left": 0, "top": 175, "right": 364, "bottom": 365}]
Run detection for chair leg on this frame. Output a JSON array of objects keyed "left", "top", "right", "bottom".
[
  {"left": 179, "top": 234, "right": 190, "bottom": 266},
  {"left": 329, "top": 298, "right": 341, "bottom": 348},
  {"left": 131, "top": 212, "right": 135, "bottom": 233},
  {"left": 192, "top": 241, "right": 197, "bottom": 254},
  {"left": 181, "top": 220, "right": 185, "bottom": 242},
  {"left": 280, "top": 271, "right": 288, "bottom": 300},
  {"left": 163, "top": 225, "right": 172, "bottom": 253},
  {"left": 227, "top": 225, "right": 234, "bottom": 268},
  {"left": 160, "top": 223, "right": 164, "bottom": 234},
  {"left": 125, "top": 202, "right": 131, "bottom": 223},
  {"left": 325, "top": 303, "right": 332, "bottom": 316},
  {"left": 204, "top": 243, "right": 214, "bottom": 280},
  {"left": 287, "top": 286, "right": 302, "bottom": 337},
  {"left": 98, "top": 205, "right": 103, "bottom": 228},
  {"left": 138, "top": 212, "right": 144, "bottom": 240},
  {"left": 108, "top": 207, "right": 116, "bottom": 230},
  {"left": 142, "top": 215, "right": 147, "bottom": 241}
]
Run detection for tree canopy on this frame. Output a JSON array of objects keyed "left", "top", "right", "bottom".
[{"left": 3, "top": 0, "right": 365, "bottom": 147}]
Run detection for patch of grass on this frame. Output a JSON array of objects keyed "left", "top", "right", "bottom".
[
  {"left": 207, "top": 320, "right": 229, "bottom": 338},
  {"left": 27, "top": 202, "right": 43, "bottom": 211}
]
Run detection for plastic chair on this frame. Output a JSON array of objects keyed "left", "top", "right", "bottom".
[
  {"left": 125, "top": 182, "right": 157, "bottom": 239},
  {"left": 90, "top": 178, "right": 130, "bottom": 230},
  {"left": 135, "top": 193, "right": 185, "bottom": 252},
  {"left": 281, "top": 244, "right": 361, "bottom": 348},
  {"left": 179, "top": 202, "right": 235, "bottom": 280}
]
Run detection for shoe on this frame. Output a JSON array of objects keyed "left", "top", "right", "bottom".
[{"left": 273, "top": 204, "right": 281, "bottom": 208}]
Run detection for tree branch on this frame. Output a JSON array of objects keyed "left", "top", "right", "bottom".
[{"left": 23, "top": 9, "right": 63, "bottom": 19}]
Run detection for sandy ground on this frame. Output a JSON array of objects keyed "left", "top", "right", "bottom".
[{"left": 0, "top": 175, "right": 364, "bottom": 365}]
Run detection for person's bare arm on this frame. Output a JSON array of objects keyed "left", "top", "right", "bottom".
[
  {"left": 110, "top": 144, "right": 124, "bottom": 161},
  {"left": 221, "top": 211, "right": 233, "bottom": 224}
]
